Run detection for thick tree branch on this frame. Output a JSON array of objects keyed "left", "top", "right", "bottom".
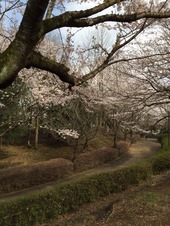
[
  {"left": 68, "top": 12, "right": 170, "bottom": 28},
  {"left": 43, "top": 0, "right": 125, "bottom": 33},
  {"left": 0, "top": 0, "right": 49, "bottom": 88},
  {"left": 16, "top": 0, "right": 49, "bottom": 42},
  {"left": 43, "top": 11, "right": 170, "bottom": 34},
  {"left": 26, "top": 51, "right": 76, "bottom": 86}
]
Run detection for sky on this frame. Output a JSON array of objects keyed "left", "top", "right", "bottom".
[
  {"left": 0, "top": 0, "right": 164, "bottom": 52},
  {"left": 0, "top": 0, "right": 116, "bottom": 46},
  {"left": 59, "top": 1, "right": 117, "bottom": 47}
]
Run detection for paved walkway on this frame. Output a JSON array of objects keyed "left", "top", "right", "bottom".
[{"left": 0, "top": 139, "right": 161, "bottom": 202}]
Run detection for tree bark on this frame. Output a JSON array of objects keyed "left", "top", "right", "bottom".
[
  {"left": 35, "top": 114, "right": 39, "bottom": 149},
  {"left": 0, "top": 0, "right": 49, "bottom": 88}
]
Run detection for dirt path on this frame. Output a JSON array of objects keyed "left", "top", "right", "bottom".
[
  {"left": 0, "top": 139, "right": 161, "bottom": 202},
  {"left": 83, "top": 138, "right": 161, "bottom": 175}
]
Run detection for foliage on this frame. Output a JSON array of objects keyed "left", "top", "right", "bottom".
[
  {"left": 150, "top": 134, "right": 170, "bottom": 173},
  {"left": 157, "top": 134, "right": 170, "bottom": 151},
  {"left": 151, "top": 151, "right": 170, "bottom": 174},
  {"left": 0, "top": 78, "right": 27, "bottom": 141},
  {"left": 0, "top": 1, "right": 169, "bottom": 147}
]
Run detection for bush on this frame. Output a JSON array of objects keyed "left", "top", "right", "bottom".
[
  {"left": 0, "top": 158, "right": 73, "bottom": 194},
  {"left": 2, "top": 127, "right": 28, "bottom": 145},
  {"left": 117, "top": 140, "right": 131, "bottom": 156},
  {"left": 74, "top": 147, "right": 118, "bottom": 171},
  {"left": 150, "top": 152, "right": 170, "bottom": 174},
  {"left": 131, "top": 134, "right": 140, "bottom": 143},
  {"left": 0, "top": 162, "right": 152, "bottom": 226}
]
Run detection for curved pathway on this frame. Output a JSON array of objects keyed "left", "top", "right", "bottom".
[{"left": 0, "top": 139, "right": 161, "bottom": 202}]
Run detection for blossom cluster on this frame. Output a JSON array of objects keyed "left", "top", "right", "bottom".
[{"left": 57, "top": 129, "right": 80, "bottom": 139}]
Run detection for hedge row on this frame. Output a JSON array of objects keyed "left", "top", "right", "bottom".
[
  {"left": 74, "top": 140, "right": 131, "bottom": 172},
  {"left": 0, "top": 141, "right": 130, "bottom": 193},
  {"left": 0, "top": 162, "right": 153, "bottom": 226},
  {"left": 117, "top": 140, "right": 131, "bottom": 155},
  {"left": 0, "top": 137, "right": 169, "bottom": 226},
  {"left": 74, "top": 147, "right": 118, "bottom": 172},
  {"left": 0, "top": 158, "right": 73, "bottom": 195}
]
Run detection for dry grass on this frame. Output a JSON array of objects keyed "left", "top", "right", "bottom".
[
  {"left": 86, "top": 132, "right": 114, "bottom": 151},
  {"left": 0, "top": 144, "right": 79, "bottom": 169},
  {"left": 0, "top": 132, "right": 118, "bottom": 194},
  {"left": 0, "top": 145, "right": 34, "bottom": 169},
  {"left": 0, "top": 132, "right": 114, "bottom": 169},
  {"left": 0, "top": 132, "right": 125, "bottom": 194}
]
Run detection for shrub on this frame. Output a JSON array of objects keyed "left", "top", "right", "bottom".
[
  {"left": 151, "top": 134, "right": 170, "bottom": 173},
  {"left": 117, "top": 140, "right": 131, "bottom": 156},
  {"left": 150, "top": 152, "right": 170, "bottom": 174},
  {"left": 0, "top": 161, "right": 153, "bottom": 226},
  {"left": 74, "top": 147, "right": 118, "bottom": 171},
  {"left": 131, "top": 134, "right": 141, "bottom": 143},
  {"left": 159, "top": 136, "right": 170, "bottom": 151},
  {"left": 0, "top": 158, "right": 73, "bottom": 194}
]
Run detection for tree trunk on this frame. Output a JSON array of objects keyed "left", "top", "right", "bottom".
[
  {"left": 35, "top": 114, "right": 40, "bottom": 149},
  {"left": 124, "top": 129, "right": 127, "bottom": 141},
  {"left": 113, "top": 133, "right": 117, "bottom": 148},
  {"left": 0, "top": 136, "right": 2, "bottom": 150},
  {"left": 27, "top": 123, "right": 31, "bottom": 147}
]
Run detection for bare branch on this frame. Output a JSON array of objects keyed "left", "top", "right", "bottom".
[{"left": 81, "top": 18, "right": 149, "bottom": 82}]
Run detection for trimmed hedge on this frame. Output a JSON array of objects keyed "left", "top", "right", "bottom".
[
  {"left": 117, "top": 140, "right": 131, "bottom": 156},
  {"left": 0, "top": 140, "right": 129, "bottom": 194},
  {"left": 0, "top": 158, "right": 73, "bottom": 194},
  {"left": 0, "top": 162, "right": 152, "bottom": 226},
  {"left": 150, "top": 135, "right": 170, "bottom": 173},
  {"left": 74, "top": 147, "right": 118, "bottom": 172},
  {"left": 0, "top": 136, "right": 169, "bottom": 226},
  {"left": 150, "top": 151, "right": 170, "bottom": 173}
]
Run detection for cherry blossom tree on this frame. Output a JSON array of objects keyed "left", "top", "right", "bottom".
[
  {"left": 0, "top": 0, "right": 170, "bottom": 90},
  {"left": 1, "top": 0, "right": 170, "bottom": 149},
  {"left": 102, "top": 18, "right": 170, "bottom": 136}
]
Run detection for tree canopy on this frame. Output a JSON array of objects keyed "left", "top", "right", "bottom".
[{"left": 0, "top": 0, "right": 170, "bottom": 89}]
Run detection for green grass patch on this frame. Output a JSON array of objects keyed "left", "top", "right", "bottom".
[{"left": 139, "top": 192, "right": 160, "bottom": 205}]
